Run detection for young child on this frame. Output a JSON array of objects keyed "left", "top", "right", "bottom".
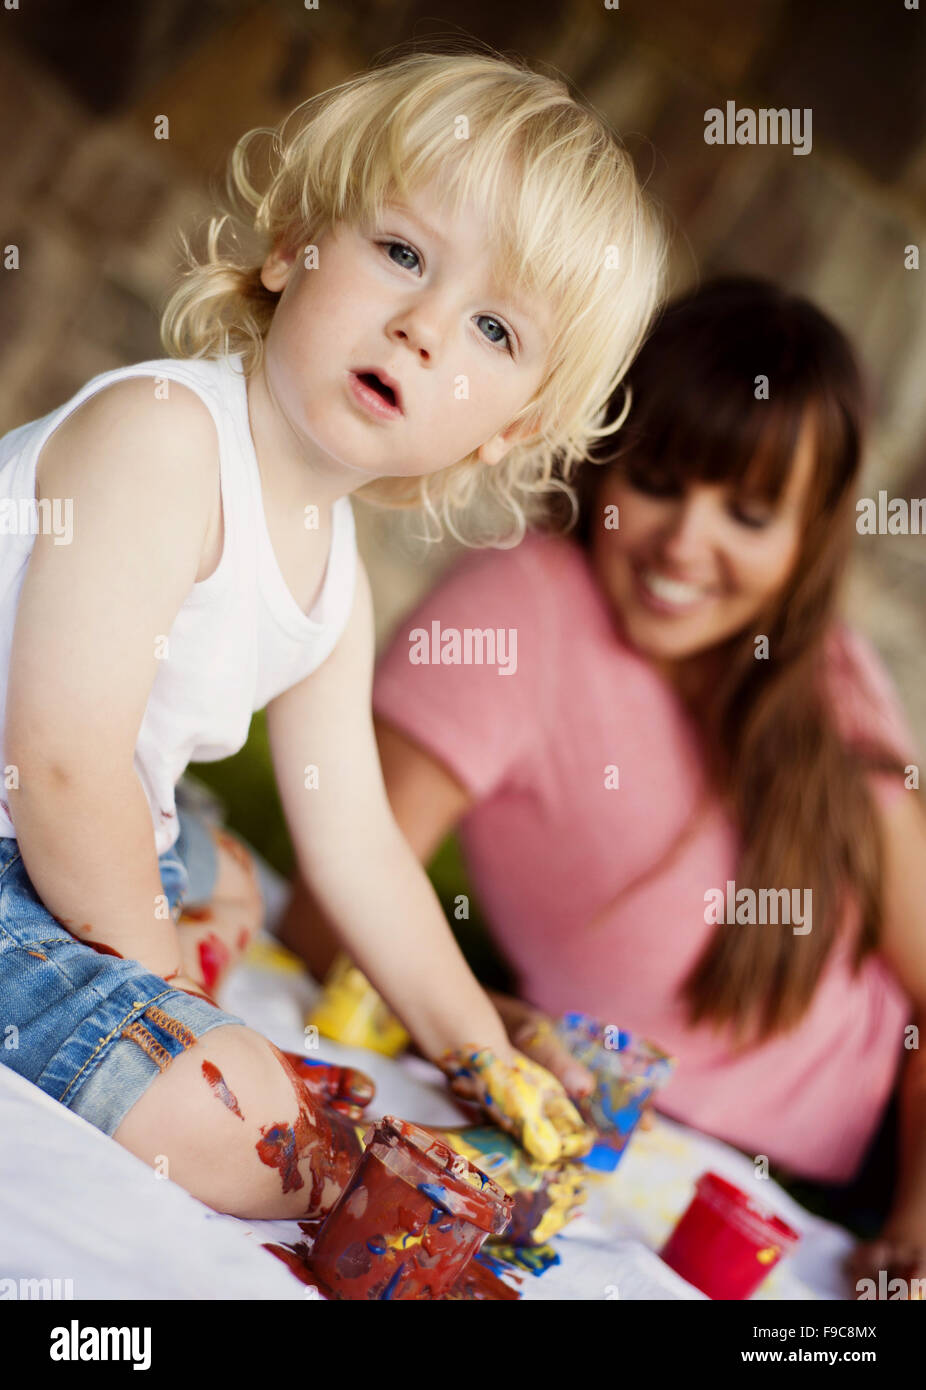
[{"left": 0, "top": 50, "right": 665, "bottom": 1219}]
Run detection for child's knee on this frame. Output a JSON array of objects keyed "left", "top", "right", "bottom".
[{"left": 113, "top": 1024, "right": 301, "bottom": 1211}]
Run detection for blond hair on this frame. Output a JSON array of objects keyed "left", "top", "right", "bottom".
[{"left": 160, "top": 47, "right": 667, "bottom": 545}]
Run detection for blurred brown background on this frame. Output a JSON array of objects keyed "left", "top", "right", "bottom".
[{"left": 2, "top": 0, "right": 925, "bottom": 875}]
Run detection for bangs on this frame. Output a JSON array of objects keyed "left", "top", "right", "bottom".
[
  {"left": 589, "top": 277, "right": 844, "bottom": 513},
  {"left": 294, "top": 60, "right": 634, "bottom": 334},
  {"left": 619, "top": 382, "right": 810, "bottom": 508}
]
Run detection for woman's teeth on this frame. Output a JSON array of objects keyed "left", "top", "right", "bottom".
[{"left": 640, "top": 569, "right": 708, "bottom": 606}]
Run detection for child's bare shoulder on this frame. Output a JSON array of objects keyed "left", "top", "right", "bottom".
[
  {"left": 37, "top": 374, "right": 218, "bottom": 486},
  {"left": 34, "top": 374, "right": 221, "bottom": 591},
  {"left": 36, "top": 375, "right": 220, "bottom": 542}
]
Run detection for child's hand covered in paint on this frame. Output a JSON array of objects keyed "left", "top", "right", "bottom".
[
  {"left": 281, "top": 1051, "right": 376, "bottom": 1123},
  {"left": 489, "top": 993, "right": 596, "bottom": 1101},
  {"left": 437, "top": 1045, "right": 595, "bottom": 1165}
]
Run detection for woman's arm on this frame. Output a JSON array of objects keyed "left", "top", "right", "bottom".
[{"left": 851, "top": 786, "right": 926, "bottom": 1288}]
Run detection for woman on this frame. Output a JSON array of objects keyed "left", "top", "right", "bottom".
[{"left": 280, "top": 277, "right": 926, "bottom": 1289}]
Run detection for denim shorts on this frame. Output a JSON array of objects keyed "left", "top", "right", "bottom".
[{"left": 0, "top": 778, "right": 247, "bottom": 1137}]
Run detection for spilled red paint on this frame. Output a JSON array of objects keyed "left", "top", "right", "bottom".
[
  {"left": 197, "top": 932, "right": 230, "bottom": 991},
  {"left": 444, "top": 1259, "right": 521, "bottom": 1300},
  {"left": 202, "top": 1059, "right": 245, "bottom": 1120},
  {"left": 262, "top": 1242, "right": 320, "bottom": 1288}
]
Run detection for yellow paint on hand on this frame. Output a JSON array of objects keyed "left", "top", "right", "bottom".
[{"left": 441, "top": 1047, "right": 595, "bottom": 1165}]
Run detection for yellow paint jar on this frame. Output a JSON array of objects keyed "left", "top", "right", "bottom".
[{"left": 307, "top": 954, "right": 410, "bottom": 1057}]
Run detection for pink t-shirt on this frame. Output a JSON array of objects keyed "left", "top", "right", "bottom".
[{"left": 372, "top": 532, "right": 917, "bottom": 1182}]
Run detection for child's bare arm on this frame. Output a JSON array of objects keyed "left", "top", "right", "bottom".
[
  {"left": 267, "top": 557, "right": 515, "bottom": 1062},
  {"left": 6, "top": 378, "right": 220, "bottom": 977},
  {"left": 276, "top": 715, "right": 473, "bottom": 979},
  {"left": 268, "top": 568, "right": 593, "bottom": 1163}
]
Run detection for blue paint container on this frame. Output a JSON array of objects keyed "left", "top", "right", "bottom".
[{"left": 554, "top": 1013, "right": 675, "bottom": 1171}]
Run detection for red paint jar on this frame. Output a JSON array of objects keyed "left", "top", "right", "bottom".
[
  {"left": 660, "top": 1171, "right": 800, "bottom": 1299},
  {"left": 309, "top": 1116, "right": 514, "bottom": 1300}
]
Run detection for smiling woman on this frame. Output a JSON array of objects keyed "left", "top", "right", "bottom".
[
  {"left": 587, "top": 401, "right": 818, "bottom": 663},
  {"left": 567, "top": 277, "right": 916, "bottom": 1043}
]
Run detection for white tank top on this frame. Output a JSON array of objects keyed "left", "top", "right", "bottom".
[{"left": 0, "top": 352, "right": 357, "bottom": 854}]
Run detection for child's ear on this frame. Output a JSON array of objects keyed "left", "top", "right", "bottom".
[
  {"left": 477, "top": 411, "right": 542, "bottom": 467},
  {"left": 260, "top": 241, "right": 299, "bottom": 293}
]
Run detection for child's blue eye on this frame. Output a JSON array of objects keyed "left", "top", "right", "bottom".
[
  {"left": 476, "top": 315, "right": 514, "bottom": 354},
  {"left": 377, "top": 239, "right": 514, "bottom": 355},
  {"left": 380, "top": 239, "right": 421, "bottom": 273}
]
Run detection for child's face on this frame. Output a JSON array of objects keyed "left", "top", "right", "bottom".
[
  {"left": 589, "top": 411, "right": 818, "bottom": 666},
  {"left": 258, "top": 180, "right": 551, "bottom": 481}
]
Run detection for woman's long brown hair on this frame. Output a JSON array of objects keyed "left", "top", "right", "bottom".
[{"left": 567, "top": 276, "right": 914, "bottom": 1051}]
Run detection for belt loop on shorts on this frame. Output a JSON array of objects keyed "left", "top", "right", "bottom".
[
  {"left": 120, "top": 1021, "right": 172, "bottom": 1072},
  {"left": 143, "top": 1004, "right": 197, "bottom": 1049}
]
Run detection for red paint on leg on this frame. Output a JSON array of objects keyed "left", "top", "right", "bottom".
[
  {"left": 86, "top": 940, "right": 123, "bottom": 958},
  {"left": 55, "top": 919, "right": 126, "bottom": 959},
  {"left": 253, "top": 1044, "right": 365, "bottom": 1217},
  {"left": 256, "top": 1121, "right": 305, "bottom": 1193},
  {"left": 202, "top": 1059, "right": 245, "bottom": 1120}
]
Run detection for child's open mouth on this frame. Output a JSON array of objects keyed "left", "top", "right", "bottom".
[
  {"left": 358, "top": 372, "right": 396, "bottom": 405},
  {"left": 348, "top": 369, "right": 404, "bottom": 419}
]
